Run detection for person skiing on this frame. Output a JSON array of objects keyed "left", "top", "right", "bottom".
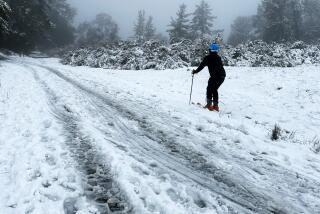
[{"left": 192, "top": 43, "right": 226, "bottom": 112}]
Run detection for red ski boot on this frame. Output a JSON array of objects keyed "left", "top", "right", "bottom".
[
  {"left": 212, "top": 105, "right": 219, "bottom": 112},
  {"left": 203, "top": 104, "right": 213, "bottom": 111}
]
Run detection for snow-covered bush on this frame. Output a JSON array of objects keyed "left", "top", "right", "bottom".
[
  {"left": 62, "top": 39, "right": 198, "bottom": 70},
  {"left": 61, "top": 40, "right": 320, "bottom": 70},
  {"left": 223, "top": 41, "right": 320, "bottom": 67}
]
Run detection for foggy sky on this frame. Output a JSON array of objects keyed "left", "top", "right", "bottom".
[{"left": 68, "top": 0, "right": 261, "bottom": 39}]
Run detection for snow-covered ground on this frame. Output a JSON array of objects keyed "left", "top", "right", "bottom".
[{"left": 0, "top": 56, "right": 320, "bottom": 214}]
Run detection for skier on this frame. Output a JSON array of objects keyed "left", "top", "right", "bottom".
[{"left": 192, "top": 43, "right": 226, "bottom": 112}]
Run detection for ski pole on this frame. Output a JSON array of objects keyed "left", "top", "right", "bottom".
[{"left": 189, "top": 74, "right": 194, "bottom": 105}]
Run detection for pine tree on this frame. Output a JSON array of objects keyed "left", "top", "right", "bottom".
[
  {"left": 50, "top": 0, "right": 76, "bottom": 21},
  {"left": 252, "top": 5, "right": 265, "bottom": 40},
  {"left": 0, "top": 0, "right": 11, "bottom": 37},
  {"left": 2, "top": 0, "right": 52, "bottom": 53},
  {"left": 261, "top": 0, "right": 290, "bottom": 42},
  {"left": 287, "top": 0, "right": 303, "bottom": 40},
  {"left": 145, "top": 16, "right": 156, "bottom": 40},
  {"left": 76, "top": 13, "right": 119, "bottom": 46},
  {"left": 257, "top": 0, "right": 304, "bottom": 42},
  {"left": 167, "top": 4, "right": 190, "bottom": 42},
  {"left": 302, "top": 0, "right": 320, "bottom": 41},
  {"left": 109, "top": 23, "right": 119, "bottom": 42},
  {"left": 191, "top": 0, "right": 216, "bottom": 39},
  {"left": 134, "top": 10, "right": 146, "bottom": 42},
  {"left": 44, "top": 0, "right": 76, "bottom": 48},
  {"left": 94, "top": 13, "right": 119, "bottom": 42},
  {"left": 1, "top": 0, "right": 76, "bottom": 52},
  {"left": 228, "top": 16, "right": 255, "bottom": 46}
]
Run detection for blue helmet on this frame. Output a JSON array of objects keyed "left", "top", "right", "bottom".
[{"left": 209, "top": 43, "right": 220, "bottom": 52}]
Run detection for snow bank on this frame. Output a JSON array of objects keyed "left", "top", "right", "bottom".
[{"left": 61, "top": 40, "right": 320, "bottom": 70}]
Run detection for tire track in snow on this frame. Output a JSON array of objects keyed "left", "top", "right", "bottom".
[
  {"left": 30, "top": 64, "right": 305, "bottom": 214},
  {"left": 30, "top": 67, "right": 132, "bottom": 214}
]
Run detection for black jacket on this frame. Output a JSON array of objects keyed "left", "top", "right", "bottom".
[{"left": 194, "top": 52, "right": 226, "bottom": 79}]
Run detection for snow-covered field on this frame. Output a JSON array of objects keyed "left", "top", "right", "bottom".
[{"left": 0, "top": 56, "right": 320, "bottom": 214}]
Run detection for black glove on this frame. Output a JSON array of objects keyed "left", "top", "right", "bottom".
[{"left": 192, "top": 70, "right": 197, "bottom": 75}]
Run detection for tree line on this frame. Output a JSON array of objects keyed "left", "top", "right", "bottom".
[
  {"left": 0, "top": 0, "right": 220, "bottom": 52},
  {"left": 133, "top": 1, "right": 219, "bottom": 43},
  {"left": 78, "top": 0, "right": 219, "bottom": 46},
  {"left": 3, "top": 0, "right": 317, "bottom": 53},
  {"left": 228, "top": 0, "right": 320, "bottom": 45}
]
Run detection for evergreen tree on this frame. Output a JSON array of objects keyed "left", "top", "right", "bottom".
[
  {"left": 76, "top": 21, "right": 90, "bottom": 45},
  {"left": 167, "top": 4, "right": 190, "bottom": 42},
  {"left": 1, "top": 0, "right": 76, "bottom": 52},
  {"left": 228, "top": 16, "right": 255, "bottom": 46},
  {"left": 0, "top": 0, "right": 11, "bottom": 37},
  {"left": 2, "top": 0, "right": 51, "bottom": 53},
  {"left": 302, "top": 0, "right": 320, "bottom": 41},
  {"left": 43, "top": 0, "right": 76, "bottom": 49},
  {"left": 76, "top": 13, "right": 119, "bottom": 46},
  {"left": 287, "top": 0, "right": 303, "bottom": 40},
  {"left": 191, "top": 0, "right": 216, "bottom": 39},
  {"left": 145, "top": 16, "right": 156, "bottom": 40},
  {"left": 93, "top": 13, "right": 119, "bottom": 42},
  {"left": 257, "top": 0, "right": 303, "bottom": 42},
  {"left": 134, "top": 10, "right": 146, "bottom": 42},
  {"left": 50, "top": 0, "right": 76, "bottom": 21},
  {"left": 252, "top": 5, "right": 265, "bottom": 40},
  {"left": 260, "top": 0, "right": 290, "bottom": 42}
]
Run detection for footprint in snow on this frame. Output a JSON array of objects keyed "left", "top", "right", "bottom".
[
  {"left": 22, "top": 129, "right": 32, "bottom": 138},
  {"left": 45, "top": 153, "right": 56, "bottom": 166},
  {"left": 166, "top": 188, "right": 182, "bottom": 203},
  {"left": 42, "top": 119, "right": 52, "bottom": 129}
]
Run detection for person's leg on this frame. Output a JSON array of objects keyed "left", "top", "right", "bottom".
[
  {"left": 212, "top": 89, "right": 219, "bottom": 106},
  {"left": 212, "top": 78, "right": 225, "bottom": 107},
  {"left": 206, "top": 77, "right": 214, "bottom": 106}
]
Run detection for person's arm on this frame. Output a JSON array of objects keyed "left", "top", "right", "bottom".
[{"left": 192, "top": 57, "right": 207, "bottom": 74}]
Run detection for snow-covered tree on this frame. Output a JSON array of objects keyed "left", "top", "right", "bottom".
[
  {"left": 191, "top": 0, "right": 216, "bottom": 39},
  {"left": 1, "top": 0, "right": 52, "bottom": 53},
  {"left": 145, "top": 16, "right": 156, "bottom": 41},
  {"left": 167, "top": 4, "right": 190, "bottom": 42},
  {"left": 1, "top": 0, "right": 76, "bottom": 52},
  {"left": 76, "top": 13, "right": 119, "bottom": 46},
  {"left": 0, "top": 0, "right": 11, "bottom": 37},
  {"left": 134, "top": 10, "right": 146, "bottom": 42},
  {"left": 228, "top": 16, "right": 255, "bottom": 46}
]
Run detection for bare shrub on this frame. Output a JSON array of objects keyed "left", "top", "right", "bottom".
[{"left": 271, "top": 124, "right": 281, "bottom": 141}]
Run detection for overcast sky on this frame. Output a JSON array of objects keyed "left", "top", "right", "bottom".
[{"left": 68, "top": 0, "right": 261, "bottom": 39}]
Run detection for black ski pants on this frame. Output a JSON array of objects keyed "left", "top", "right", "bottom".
[{"left": 207, "top": 77, "right": 225, "bottom": 105}]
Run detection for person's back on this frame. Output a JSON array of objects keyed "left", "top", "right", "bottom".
[{"left": 204, "top": 52, "right": 226, "bottom": 79}]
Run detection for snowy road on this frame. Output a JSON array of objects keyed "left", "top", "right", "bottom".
[{"left": 1, "top": 57, "right": 320, "bottom": 214}]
